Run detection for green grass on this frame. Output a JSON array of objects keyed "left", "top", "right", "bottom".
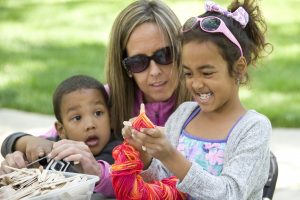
[{"left": 0, "top": 0, "right": 299, "bottom": 127}]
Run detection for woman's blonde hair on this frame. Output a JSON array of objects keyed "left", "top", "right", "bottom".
[{"left": 106, "top": 0, "right": 191, "bottom": 138}]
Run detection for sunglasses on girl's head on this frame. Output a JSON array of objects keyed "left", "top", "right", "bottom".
[
  {"left": 122, "top": 46, "right": 173, "bottom": 73},
  {"left": 182, "top": 16, "right": 243, "bottom": 56}
]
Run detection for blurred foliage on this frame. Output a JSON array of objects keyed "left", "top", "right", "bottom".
[{"left": 0, "top": 0, "right": 299, "bottom": 127}]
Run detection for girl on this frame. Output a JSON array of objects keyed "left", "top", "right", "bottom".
[{"left": 129, "top": 0, "right": 272, "bottom": 199}]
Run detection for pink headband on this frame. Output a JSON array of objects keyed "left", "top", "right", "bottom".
[{"left": 205, "top": 0, "right": 249, "bottom": 28}]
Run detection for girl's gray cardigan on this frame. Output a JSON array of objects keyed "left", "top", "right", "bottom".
[{"left": 141, "top": 102, "right": 271, "bottom": 200}]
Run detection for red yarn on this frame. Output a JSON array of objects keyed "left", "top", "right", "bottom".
[
  {"left": 112, "top": 105, "right": 186, "bottom": 199},
  {"left": 111, "top": 142, "right": 186, "bottom": 200}
]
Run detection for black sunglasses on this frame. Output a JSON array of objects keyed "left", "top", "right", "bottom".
[{"left": 122, "top": 46, "right": 173, "bottom": 73}]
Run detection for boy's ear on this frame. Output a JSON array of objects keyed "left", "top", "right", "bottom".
[
  {"left": 235, "top": 56, "right": 248, "bottom": 77},
  {"left": 55, "top": 121, "right": 66, "bottom": 139}
]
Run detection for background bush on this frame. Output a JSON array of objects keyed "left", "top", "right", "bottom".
[{"left": 0, "top": 0, "right": 299, "bottom": 127}]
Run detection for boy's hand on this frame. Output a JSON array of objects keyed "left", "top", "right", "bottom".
[
  {"left": 0, "top": 151, "right": 27, "bottom": 174},
  {"left": 15, "top": 136, "right": 53, "bottom": 162},
  {"left": 48, "top": 139, "right": 101, "bottom": 177}
]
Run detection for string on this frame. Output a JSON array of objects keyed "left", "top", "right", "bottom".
[
  {"left": 111, "top": 142, "right": 186, "bottom": 200},
  {"left": 111, "top": 105, "right": 186, "bottom": 200}
]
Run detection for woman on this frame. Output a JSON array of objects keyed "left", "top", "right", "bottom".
[
  {"left": 1, "top": 0, "right": 190, "bottom": 171},
  {"left": 106, "top": 0, "right": 190, "bottom": 138}
]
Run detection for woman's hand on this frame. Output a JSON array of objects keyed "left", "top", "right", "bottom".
[
  {"left": 15, "top": 136, "right": 53, "bottom": 162},
  {"left": 49, "top": 139, "right": 101, "bottom": 177},
  {"left": 0, "top": 151, "right": 27, "bottom": 174}
]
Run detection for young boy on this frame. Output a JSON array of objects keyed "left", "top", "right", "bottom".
[{"left": 0, "top": 75, "right": 121, "bottom": 177}]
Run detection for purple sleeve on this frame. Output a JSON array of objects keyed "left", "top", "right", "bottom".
[
  {"left": 93, "top": 160, "right": 115, "bottom": 197},
  {"left": 39, "top": 125, "right": 58, "bottom": 138}
]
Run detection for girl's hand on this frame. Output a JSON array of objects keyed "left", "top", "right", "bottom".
[
  {"left": 134, "top": 127, "right": 192, "bottom": 180},
  {"left": 122, "top": 117, "right": 144, "bottom": 150},
  {"left": 122, "top": 118, "right": 153, "bottom": 168},
  {"left": 0, "top": 151, "right": 27, "bottom": 174},
  {"left": 132, "top": 126, "right": 177, "bottom": 162},
  {"left": 48, "top": 139, "right": 101, "bottom": 177}
]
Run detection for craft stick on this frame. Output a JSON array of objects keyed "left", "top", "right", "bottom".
[
  {"left": 140, "top": 103, "right": 145, "bottom": 114},
  {"left": 2, "top": 165, "right": 36, "bottom": 175},
  {"left": 0, "top": 167, "right": 91, "bottom": 199}
]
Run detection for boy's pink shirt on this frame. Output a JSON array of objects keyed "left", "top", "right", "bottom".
[
  {"left": 94, "top": 160, "right": 115, "bottom": 197},
  {"left": 40, "top": 125, "right": 57, "bottom": 138}
]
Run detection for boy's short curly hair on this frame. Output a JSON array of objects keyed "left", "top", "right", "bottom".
[{"left": 52, "top": 75, "right": 109, "bottom": 123}]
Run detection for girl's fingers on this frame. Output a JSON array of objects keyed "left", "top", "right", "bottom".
[
  {"left": 122, "top": 126, "right": 132, "bottom": 139},
  {"left": 141, "top": 127, "right": 164, "bottom": 138},
  {"left": 123, "top": 121, "right": 132, "bottom": 127},
  {"left": 131, "top": 130, "right": 145, "bottom": 144},
  {"left": 156, "top": 126, "right": 165, "bottom": 133}
]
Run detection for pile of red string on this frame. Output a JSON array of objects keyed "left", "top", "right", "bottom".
[
  {"left": 111, "top": 105, "right": 186, "bottom": 200},
  {"left": 111, "top": 142, "right": 186, "bottom": 200}
]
